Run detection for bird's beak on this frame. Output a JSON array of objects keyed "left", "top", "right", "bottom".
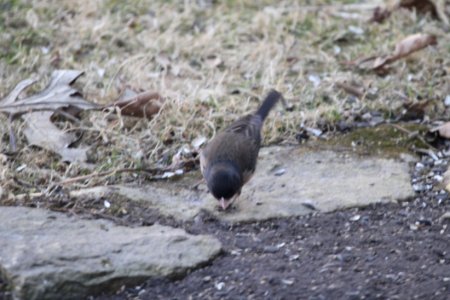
[{"left": 220, "top": 198, "right": 227, "bottom": 210}]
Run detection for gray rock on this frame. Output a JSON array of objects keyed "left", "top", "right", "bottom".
[
  {"left": 218, "top": 147, "right": 414, "bottom": 222},
  {"left": 0, "top": 207, "right": 221, "bottom": 300},
  {"left": 71, "top": 146, "right": 415, "bottom": 223},
  {"left": 70, "top": 184, "right": 217, "bottom": 221}
]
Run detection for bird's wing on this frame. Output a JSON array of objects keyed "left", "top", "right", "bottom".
[
  {"left": 201, "top": 114, "right": 263, "bottom": 183},
  {"left": 225, "top": 114, "right": 263, "bottom": 145}
]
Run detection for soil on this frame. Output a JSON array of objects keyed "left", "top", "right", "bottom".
[
  {"left": 2, "top": 156, "right": 450, "bottom": 300},
  {"left": 89, "top": 200, "right": 450, "bottom": 300}
]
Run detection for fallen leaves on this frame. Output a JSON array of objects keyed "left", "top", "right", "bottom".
[
  {"left": 374, "top": 34, "right": 437, "bottom": 69},
  {"left": 0, "top": 70, "right": 98, "bottom": 162},
  {"left": 371, "top": 0, "right": 449, "bottom": 24},
  {"left": 23, "top": 111, "right": 89, "bottom": 162},
  {"left": 348, "top": 33, "right": 437, "bottom": 74},
  {"left": 0, "top": 70, "right": 163, "bottom": 163},
  {"left": 0, "top": 70, "right": 97, "bottom": 116},
  {"left": 112, "top": 90, "right": 163, "bottom": 119}
]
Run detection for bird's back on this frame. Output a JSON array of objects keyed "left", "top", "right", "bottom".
[{"left": 201, "top": 114, "right": 262, "bottom": 182}]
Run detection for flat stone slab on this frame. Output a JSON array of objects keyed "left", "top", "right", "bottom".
[
  {"left": 224, "top": 147, "right": 414, "bottom": 222},
  {"left": 71, "top": 146, "right": 415, "bottom": 223},
  {"left": 0, "top": 207, "right": 221, "bottom": 300}
]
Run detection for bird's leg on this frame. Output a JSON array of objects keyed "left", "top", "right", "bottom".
[
  {"left": 191, "top": 178, "right": 206, "bottom": 190},
  {"left": 220, "top": 193, "right": 240, "bottom": 210}
]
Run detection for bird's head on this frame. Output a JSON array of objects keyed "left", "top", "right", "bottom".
[{"left": 206, "top": 161, "right": 242, "bottom": 201}]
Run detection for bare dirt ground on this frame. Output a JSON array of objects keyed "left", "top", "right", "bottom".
[{"left": 94, "top": 201, "right": 450, "bottom": 300}]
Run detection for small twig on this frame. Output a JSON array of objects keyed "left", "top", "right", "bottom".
[
  {"left": 58, "top": 167, "right": 163, "bottom": 185},
  {"left": 389, "top": 123, "right": 436, "bottom": 150},
  {"left": 53, "top": 108, "right": 82, "bottom": 124},
  {"left": 13, "top": 177, "right": 35, "bottom": 188},
  {"left": 413, "top": 148, "right": 439, "bottom": 161},
  {"left": 91, "top": 212, "right": 128, "bottom": 225}
]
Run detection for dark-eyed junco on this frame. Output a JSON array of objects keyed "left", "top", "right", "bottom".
[{"left": 200, "top": 90, "right": 284, "bottom": 210}]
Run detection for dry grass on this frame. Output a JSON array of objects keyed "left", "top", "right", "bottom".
[{"left": 0, "top": 0, "right": 449, "bottom": 195}]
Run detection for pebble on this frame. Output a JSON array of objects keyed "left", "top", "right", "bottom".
[
  {"left": 274, "top": 168, "right": 286, "bottom": 176},
  {"left": 214, "top": 282, "right": 225, "bottom": 290},
  {"left": 16, "top": 164, "right": 27, "bottom": 172},
  {"left": 289, "top": 254, "right": 300, "bottom": 261},
  {"left": 349, "top": 215, "right": 361, "bottom": 222},
  {"left": 434, "top": 175, "right": 443, "bottom": 182},
  {"left": 262, "top": 246, "right": 280, "bottom": 253},
  {"left": 412, "top": 183, "right": 432, "bottom": 192},
  {"left": 416, "top": 219, "right": 432, "bottom": 227},
  {"left": 276, "top": 242, "right": 286, "bottom": 249},
  {"left": 415, "top": 162, "right": 425, "bottom": 171},
  {"left": 444, "top": 95, "right": 450, "bottom": 107},
  {"left": 282, "top": 278, "right": 295, "bottom": 285},
  {"left": 409, "top": 224, "right": 419, "bottom": 231},
  {"left": 230, "top": 249, "right": 241, "bottom": 256}
]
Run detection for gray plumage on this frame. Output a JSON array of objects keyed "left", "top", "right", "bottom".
[{"left": 200, "top": 90, "right": 283, "bottom": 209}]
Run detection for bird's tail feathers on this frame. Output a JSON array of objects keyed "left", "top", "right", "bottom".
[{"left": 256, "top": 90, "right": 283, "bottom": 121}]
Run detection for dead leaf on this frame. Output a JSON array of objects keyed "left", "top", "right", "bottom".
[
  {"left": 370, "top": 0, "right": 449, "bottom": 25},
  {"left": 372, "top": 55, "right": 391, "bottom": 70},
  {"left": 112, "top": 91, "right": 163, "bottom": 118},
  {"left": 371, "top": 0, "right": 448, "bottom": 24},
  {"left": 432, "top": 122, "right": 450, "bottom": 139},
  {"left": 398, "top": 0, "right": 439, "bottom": 17},
  {"left": 23, "top": 111, "right": 88, "bottom": 162},
  {"left": 388, "top": 33, "right": 437, "bottom": 64},
  {"left": 0, "top": 70, "right": 98, "bottom": 116},
  {"left": 0, "top": 70, "right": 98, "bottom": 162},
  {"left": 349, "top": 33, "right": 437, "bottom": 73}
]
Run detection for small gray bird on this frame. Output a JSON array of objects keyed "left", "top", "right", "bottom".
[{"left": 200, "top": 90, "right": 284, "bottom": 210}]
